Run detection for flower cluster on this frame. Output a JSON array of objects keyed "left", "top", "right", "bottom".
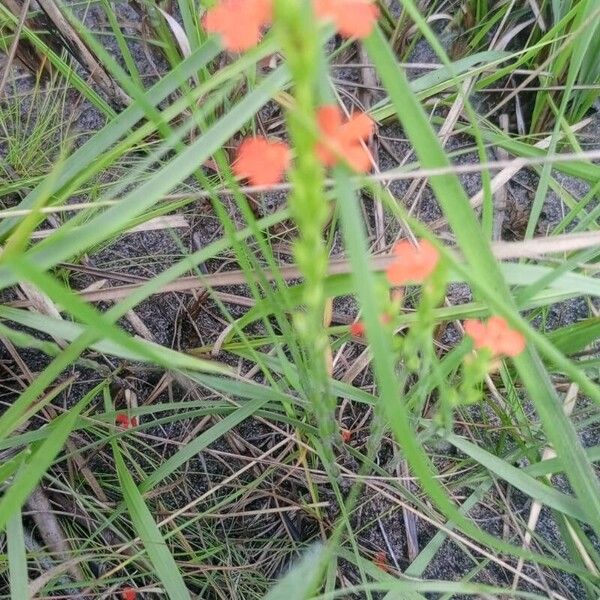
[
  {"left": 203, "top": 0, "right": 378, "bottom": 52},
  {"left": 345, "top": 240, "right": 527, "bottom": 364},
  {"left": 233, "top": 105, "right": 373, "bottom": 186},
  {"left": 464, "top": 316, "right": 525, "bottom": 358},
  {"left": 347, "top": 239, "right": 440, "bottom": 339}
]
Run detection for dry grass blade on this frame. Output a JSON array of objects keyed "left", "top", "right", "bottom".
[
  {"left": 28, "top": 554, "right": 94, "bottom": 598},
  {"left": 30, "top": 215, "right": 190, "bottom": 239},
  {"left": 25, "top": 487, "right": 84, "bottom": 583},
  {"left": 35, "top": 0, "right": 130, "bottom": 104},
  {"left": 0, "top": 0, "right": 31, "bottom": 96},
  {"left": 157, "top": 7, "right": 193, "bottom": 61},
  {"left": 9, "top": 231, "right": 594, "bottom": 305},
  {"left": 512, "top": 384, "right": 600, "bottom": 589}
]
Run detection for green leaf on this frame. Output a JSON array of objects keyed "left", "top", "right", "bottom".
[
  {"left": 364, "top": 23, "right": 600, "bottom": 539},
  {"left": 0, "top": 66, "right": 289, "bottom": 289},
  {"left": 547, "top": 317, "right": 600, "bottom": 356},
  {"left": 0, "top": 40, "right": 220, "bottom": 240},
  {"left": 0, "top": 304, "right": 228, "bottom": 376},
  {"left": 263, "top": 544, "right": 326, "bottom": 600},
  {"left": 112, "top": 441, "right": 191, "bottom": 599},
  {"left": 445, "top": 433, "right": 588, "bottom": 522},
  {"left": 7, "top": 508, "right": 28, "bottom": 600}
]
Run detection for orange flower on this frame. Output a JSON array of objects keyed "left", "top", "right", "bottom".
[
  {"left": 233, "top": 137, "right": 291, "bottom": 186},
  {"left": 464, "top": 316, "right": 526, "bottom": 358},
  {"left": 340, "top": 428, "right": 352, "bottom": 443},
  {"left": 203, "top": 0, "right": 272, "bottom": 52},
  {"left": 349, "top": 321, "right": 365, "bottom": 337},
  {"left": 385, "top": 239, "right": 439, "bottom": 286},
  {"left": 121, "top": 588, "right": 137, "bottom": 600},
  {"left": 316, "top": 105, "right": 374, "bottom": 173},
  {"left": 348, "top": 314, "right": 392, "bottom": 337},
  {"left": 314, "top": 0, "right": 379, "bottom": 38},
  {"left": 116, "top": 414, "right": 138, "bottom": 429}
]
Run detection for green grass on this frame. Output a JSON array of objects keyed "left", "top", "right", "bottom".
[{"left": 0, "top": 0, "right": 600, "bottom": 598}]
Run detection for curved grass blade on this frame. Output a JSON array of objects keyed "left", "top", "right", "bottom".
[
  {"left": 6, "top": 508, "right": 28, "bottom": 600},
  {"left": 264, "top": 544, "right": 326, "bottom": 600},
  {"left": 0, "top": 40, "right": 220, "bottom": 240},
  {"left": 111, "top": 439, "right": 191, "bottom": 599}
]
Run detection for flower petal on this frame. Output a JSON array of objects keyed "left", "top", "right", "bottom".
[
  {"left": 233, "top": 137, "right": 291, "bottom": 186},
  {"left": 341, "top": 111, "right": 374, "bottom": 141},
  {"left": 316, "top": 105, "right": 373, "bottom": 172},
  {"left": 340, "top": 142, "right": 372, "bottom": 173},
  {"left": 317, "top": 105, "right": 343, "bottom": 135},
  {"left": 498, "top": 327, "right": 526, "bottom": 357},
  {"left": 386, "top": 239, "right": 439, "bottom": 285},
  {"left": 314, "top": 0, "right": 379, "bottom": 39},
  {"left": 203, "top": 0, "right": 272, "bottom": 51},
  {"left": 464, "top": 319, "right": 489, "bottom": 349},
  {"left": 464, "top": 316, "right": 526, "bottom": 358}
]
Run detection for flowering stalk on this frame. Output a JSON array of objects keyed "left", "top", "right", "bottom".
[{"left": 274, "top": 1, "right": 336, "bottom": 463}]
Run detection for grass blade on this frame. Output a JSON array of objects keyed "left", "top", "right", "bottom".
[
  {"left": 111, "top": 436, "right": 191, "bottom": 599},
  {"left": 6, "top": 508, "right": 28, "bottom": 600}
]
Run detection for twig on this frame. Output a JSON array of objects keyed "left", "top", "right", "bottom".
[
  {"left": 7, "top": 230, "right": 597, "bottom": 306},
  {"left": 35, "top": 0, "right": 130, "bottom": 105},
  {"left": 492, "top": 114, "right": 509, "bottom": 241},
  {"left": 26, "top": 487, "right": 85, "bottom": 583},
  {"left": 0, "top": 0, "right": 31, "bottom": 97}
]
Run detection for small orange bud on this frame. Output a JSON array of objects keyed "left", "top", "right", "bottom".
[
  {"left": 349, "top": 321, "right": 365, "bottom": 337},
  {"left": 373, "top": 550, "right": 390, "bottom": 572},
  {"left": 116, "top": 414, "right": 138, "bottom": 429},
  {"left": 121, "top": 588, "right": 137, "bottom": 600}
]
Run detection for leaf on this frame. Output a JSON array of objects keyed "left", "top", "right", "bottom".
[
  {"left": 0, "top": 40, "right": 220, "bottom": 240},
  {"left": 158, "top": 7, "right": 193, "bottom": 60},
  {"left": 364, "top": 22, "right": 600, "bottom": 539},
  {"left": 7, "top": 508, "right": 28, "bottom": 600},
  {"left": 112, "top": 442, "right": 191, "bottom": 599},
  {"left": 0, "top": 305, "right": 229, "bottom": 376},
  {"left": 547, "top": 317, "right": 600, "bottom": 357},
  {"left": 263, "top": 544, "right": 326, "bottom": 600},
  {"left": 139, "top": 396, "right": 270, "bottom": 492},
  {"left": 445, "top": 433, "right": 588, "bottom": 522},
  {"left": 0, "top": 66, "right": 289, "bottom": 288}
]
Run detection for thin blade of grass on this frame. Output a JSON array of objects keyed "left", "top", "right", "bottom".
[
  {"left": 110, "top": 421, "right": 191, "bottom": 598},
  {"left": 0, "top": 40, "right": 220, "bottom": 239},
  {"left": 138, "top": 396, "right": 270, "bottom": 492},
  {"left": 6, "top": 508, "right": 28, "bottom": 600}
]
